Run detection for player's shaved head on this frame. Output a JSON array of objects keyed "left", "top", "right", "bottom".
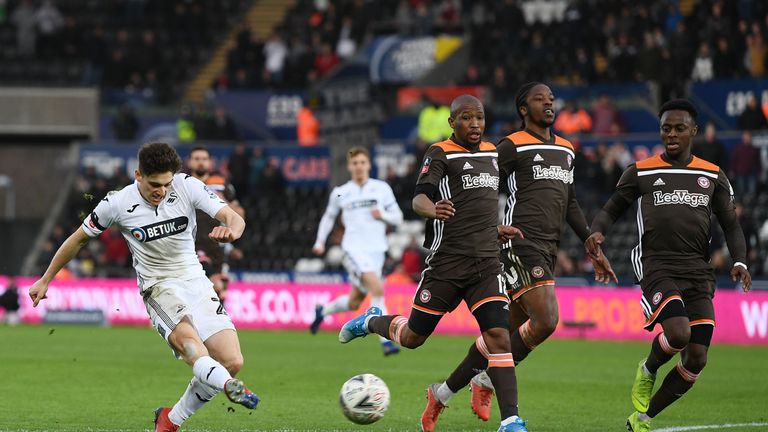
[{"left": 450, "top": 95, "right": 483, "bottom": 117}]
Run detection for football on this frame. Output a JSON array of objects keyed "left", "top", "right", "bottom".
[{"left": 339, "top": 373, "right": 390, "bottom": 425}]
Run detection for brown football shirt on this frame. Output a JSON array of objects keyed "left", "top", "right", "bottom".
[
  {"left": 416, "top": 138, "right": 500, "bottom": 260},
  {"left": 498, "top": 130, "right": 586, "bottom": 255},
  {"left": 611, "top": 155, "right": 735, "bottom": 280}
]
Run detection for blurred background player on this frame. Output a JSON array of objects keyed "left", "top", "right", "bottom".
[
  {"left": 27, "top": 143, "right": 259, "bottom": 432},
  {"left": 586, "top": 100, "right": 752, "bottom": 432},
  {"left": 338, "top": 95, "right": 529, "bottom": 432},
  {"left": 188, "top": 146, "right": 246, "bottom": 302},
  {"left": 310, "top": 146, "right": 404, "bottom": 356},
  {"left": 0, "top": 277, "right": 21, "bottom": 326},
  {"left": 427, "top": 83, "right": 617, "bottom": 423}
]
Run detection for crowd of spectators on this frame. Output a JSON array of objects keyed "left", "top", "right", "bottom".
[
  {"left": 464, "top": 0, "right": 768, "bottom": 103},
  {"left": 1, "top": 0, "right": 247, "bottom": 104},
  {"left": 213, "top": 0, "right": 376, "bottom": 92},
  {"left": 214, "top": 0, "right": 768, "bottom": 99}
]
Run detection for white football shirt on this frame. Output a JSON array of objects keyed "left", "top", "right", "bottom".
[
  {"left": 82, "top": 173, "right": 227, "bottom": 292},
  {"left": 314, "top": 179, "right": 403, "bottom": 253}
]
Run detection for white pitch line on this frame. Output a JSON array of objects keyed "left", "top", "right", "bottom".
[{"left": 654, "top": 422, "right": 768, "bottom": 432}]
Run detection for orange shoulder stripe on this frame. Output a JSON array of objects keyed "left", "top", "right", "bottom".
[
  {"left": 432, "top": 140, "right": 467, "bottom": 153},
  {"left": 506, "top": 131, "right": 540, "bottom": 144},
  {"left": 479, "top": 141, "right": 496, "bottom": 151},
  {"left": 554, "top": 135, "right": 574, "bottom": 149},
  {"left": 688, "top": 156, "right": 720, "bottom": 172},
  {"left": 636, "top": 155, "right": 672, "bottom": 170}
]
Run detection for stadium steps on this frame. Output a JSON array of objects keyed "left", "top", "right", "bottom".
[{"left": 183, "top": 0, "right": 297, "bottom": 103}]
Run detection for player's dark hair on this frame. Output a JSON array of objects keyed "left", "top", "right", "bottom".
[
  {"left": 138, "top": 142, "right": 182, "bottom": 175},
  {"left": 189, "top": 146, "right": 209, "bottom": 157},
  {"left": 658, "top": 99, "right": 698, "bottom": 121},
  {"left": 515, "top": 81, "right": 544, "bottom": 128},
  {"left": 347, "top": 146, "right": 370, "bottom": 161}
]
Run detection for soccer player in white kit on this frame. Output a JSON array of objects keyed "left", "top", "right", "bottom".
[
  {"left": 28, "top": 143, "right": 259, "bottom": 432},
  {"left": 310, "top": 146, "right": 404, "bottom": 356}
]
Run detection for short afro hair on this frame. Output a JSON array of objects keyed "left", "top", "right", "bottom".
[
  {"left": 658, "top": 99, "right": 698, "bottom": 121},
  {"left": 138, "top": 142, "right": 182, "bottom": 176}
]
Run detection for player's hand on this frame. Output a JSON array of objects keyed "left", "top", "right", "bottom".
[
  {"left": 371, "top": 208, "right": 382, "bottom": 220},
  {"left": 731, "top": 265, "right": 752, "bottom": 293},
  {"left": 585, "top": 232, "right": 605, "bottom": 258},
  {"left": 312, "top": 244, "right": 325, "bottom": 256},
  {"left": 434, "top": 199, "right": 455, "bottom": 220},
  {"left": 591, "top": 252, "right": 618, "bottom": 284},
  {"left": 28, "top": 279, "right": 49, "bottom": 307},
  {"left": 209, "top": 226, "right": 236, "bottom": 243},
  {"left": 497, "top": 225, "right": 524, "bottom": 242}
]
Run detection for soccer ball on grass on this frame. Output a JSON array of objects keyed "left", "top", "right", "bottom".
[{"left": 339, "top": 373, "right": 390, "bottom": 425}]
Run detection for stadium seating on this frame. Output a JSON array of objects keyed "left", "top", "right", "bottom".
[{"left": 0, "top": 0, "right": 248, "bottom": 104}]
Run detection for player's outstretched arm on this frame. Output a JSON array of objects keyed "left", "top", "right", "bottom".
[
  {"left": 587, "top": 164, "right": 639, "bottom": 257},
  {"left": 29, "top": 227, "right": 91, "bottom": 306},
  {"left": 412, "top": 194, "right": 454, "bottom": 220},
  {"left": 211, "top": 205, "right": 245, "bottom": 243}
]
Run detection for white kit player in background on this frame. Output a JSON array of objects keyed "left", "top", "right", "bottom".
[
  {"left": 27, "top": 143, "right": 259, "bottom": 432},
  {"left": 310, "top": 146, "right": 404, "bottom": 356}
]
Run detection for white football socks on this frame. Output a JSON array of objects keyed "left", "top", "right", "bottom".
[
  {"left": 322, "top": 294, "right": 351, "bottom": 316},
  {"left": 435, "top": 382, "right": 455, "bottom": 405},
  {"left": 192, "top": 356, "right": 233, "bottom": 391},
  {"left": 168, "top": 377, "right": 219, "bottom": 425},
  {"left": 370, "top": 296, "right": 389, "bottom": 343}
]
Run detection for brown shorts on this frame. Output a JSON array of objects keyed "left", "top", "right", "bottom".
[
  {"left": 410, "top": 254, "right": 508, "bottom": 335},
  {"left": 640, "top": 274, "right": 715, "bottom": 332},
  {"left": 500, "top": 246, "right": 556, "bottom": 301}
]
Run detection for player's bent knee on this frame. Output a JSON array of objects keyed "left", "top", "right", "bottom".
[
  {"left": 400, "top": 332, "right": 427, "bottom": 349},
  {"left": 684, "top": 354, "right": 707, "bottom": 374},
  {"left": 482, "top": 327, "right": 512, "bottom": 353},
  {"left": 665, "top": 326, "right": 691, "bottom": 349},
  {"left": 221, "top": 354, "right": 244, "bottom": 376},
  {"left": 534, "top": 312, "right": 559, "bottom": 337}
]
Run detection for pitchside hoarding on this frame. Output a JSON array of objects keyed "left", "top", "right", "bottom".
[{"left": 1, "top": 277, "right": 766, "bottom": 346}]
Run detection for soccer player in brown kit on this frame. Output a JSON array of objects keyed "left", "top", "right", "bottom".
[
  {"left": 339, "top": 95, "right": 529, "bottom": 432},
  {"left": 585, "top": 99, "right": 752, "bottom": 432},
  {"left": 424, "top": 82, "right": 617, "bottom": 428}
]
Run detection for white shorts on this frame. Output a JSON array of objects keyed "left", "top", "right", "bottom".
[
  {"left": 342, "top": 250, "right": 385, "bottom": 292},
  {"left": 143, "top": 277, "right": 235, "bottom": 357}
]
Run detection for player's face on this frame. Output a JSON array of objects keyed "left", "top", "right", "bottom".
[
  {"left": 523, "top": 84, "right": 555, "bottom": 128},
  {"left": 347, "top": 154, "right": 370, "bottom": 182},
  {"left": 449, "top": 103, "right": 485, "bottom": 145},
  {"left": 660, "top": 110, "right": 697, "bottom": 158},
  {"left": 189, "top": 150, "right": 210, "bottom": 177},
  {"left": 135, "top": 170, "right": 174, "bottom": 206}
]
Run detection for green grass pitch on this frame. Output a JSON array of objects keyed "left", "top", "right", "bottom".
[{"left": 1, "top": 325, "right": 766, "bottom": 431}]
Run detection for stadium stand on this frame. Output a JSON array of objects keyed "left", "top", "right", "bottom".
[{"left": 0, "top": 0, "right": 249, "bottom": 104}]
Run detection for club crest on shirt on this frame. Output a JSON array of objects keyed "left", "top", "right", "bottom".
[
  {"left": 652, "top": 292, "right": 662, "bottom": 305},
  {"left": 165, "top": 191, "right": 179, "bottom": 206},
  {"left": 492, "top": 158, "right": 499, "bottom": 171},
  {"left": 531, "top": 266, "right": 545, "bottom": 278},
  {"left": 421, "top": 156, "right": 432, "bottom": 174},
  {"left": 567, "top": 154, "right": 573, "bottom": 167},
  {"left": 697, "top": 177, "right": 710, "bottom": 188},
  {"left": 420, "top": 289, "right": 432, "bottom": 303}
]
